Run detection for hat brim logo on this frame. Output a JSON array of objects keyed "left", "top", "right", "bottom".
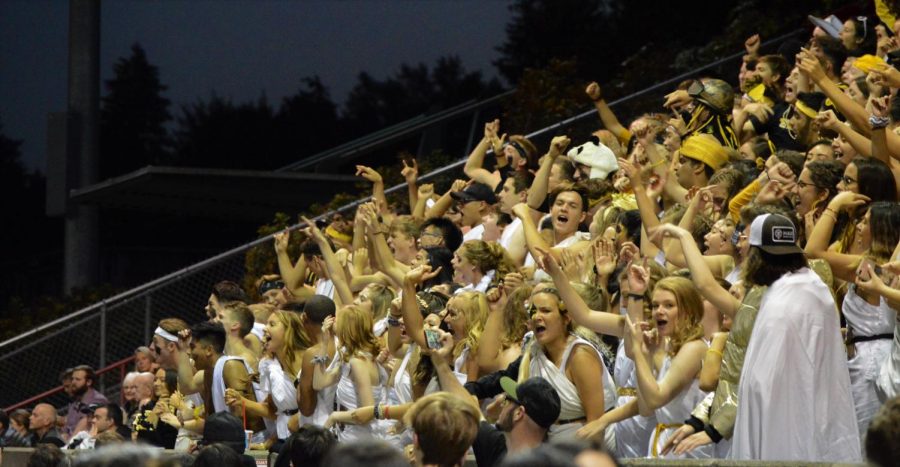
[{"left": 771, "top": 226, "right": 795, "bottom": 243}]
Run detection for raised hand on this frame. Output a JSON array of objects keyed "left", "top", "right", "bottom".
[
  {"left": 511, "top": 202, "right": 531, "bottom": 220},
  {"left": 322, "top": 315, "right": 335, "bottom": 338},
  {"left": 273, "top": 230, "right": 289, "bottom": 254},
  {"left": 617, "top": 157, "right": 641, "bottom": 181},
  {"left": 301, "top": 216, "right": 327, "bottom": 243},
  {"left": 744, "top": 34, "right": 760, "bottom": 56},
  {"left": 536, "top": 248, "right": 564, "bottom": 278},
  {"left": 663, "top": 89, "right": 691, "bottom": 110},
  {"left": 548, "top": 135, "right": 572, "bottom": 158},
  {"left": 502, "top": 272, "right": 525, "bottom": 295},
  {"left": 585, "top": 82, "right": 603, "bottom": 101},
  {"left": 828, "top": 191, "right": 871, "bottom": 213},
  {"left": 592, "top": 238, "right": 618, "bottom": 278},
  {"left": 755, "top": 179, "right": 796, "bottom": 205},
  {"left": 797, "top": 48, "right": 826, "bottom": 83},
  {"left": 559, "top": 249, "right": 587, "bottom": 281},
  {"left": 401, "top": 159, "right": 418, "bottom": 183},
  {"left": 627, "top": 263, "right": 650, "bottom": 295},
  {"left": 871, "top": 95, "right": 891, "bottom": 119},
  {"left": 417, "top": 183, "right": 435, "bottom": 199},
  {"left": 405, "top": 264, "right": 442, "bottom": 285},
  {"left": 871, "top": 63, "right": 900, "bottom": 89},
  {"left": 450, "top": 179, "right": 468, "bottom": 193},
  {"left": 355, "top": 165, "right": 383, "bottom": 184},
  {"left": 815, "top": 109, "right": 840, "bottom": 131}
]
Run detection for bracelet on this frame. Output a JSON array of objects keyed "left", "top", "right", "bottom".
[
  {"left": 649, "top": 159, "right": 667, "bottom": 168},
  {"left": 373, "top": 403, "right": 382, "bottom": 420},
  {"left": 627, "top": 293, "right": 645, "bottom": 301},
  {"left": 387, "top": 317, "right": 401, "bottom": 327},
  {"left": 820, "top": 209, "right": 838, "bottom": 222},
  {"left": 870, "top": 115, "right": 890, "bottom": 130},
  {"left": 707, "top": 348, "right": 724, "bottom": 357},
  {"left": 312, "top": 355, "right": 329, "bottom": 365},
  {"left": 384, "top": 405, "right": 391, "bottom": 420}
]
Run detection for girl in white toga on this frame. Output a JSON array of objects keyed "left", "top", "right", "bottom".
[{"left": 314, "top": 305, "right": 384, "bottom": 441}]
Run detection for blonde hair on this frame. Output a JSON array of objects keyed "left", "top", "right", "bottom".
[
  {"left": 448, "top": 292, "right": 489, "bottom": 358},
  {"left": 335, "top": 305, "right": 382, "bottom": 361},
  {"left": 652, "top": 276, "right": 704, "bottom": 356},
  {"left": 390, "top": 215, "right": 420, "bottom": 239},
  {"left": 361, "top": 283, "right": 395, "bottom": 321},
  {"left": 405, "top": 392, "right": 479, "bottom": 467},
  {"left": 271, "top": 310, "right": 312, "bottom": 374},
  {"left": 501, "top": 285, "right": 532, "bottom": 349},
  {"left": 459, "top": 240, "right": 516, "bottom": 287}
]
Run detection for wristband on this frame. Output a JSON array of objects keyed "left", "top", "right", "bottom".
[
  {"left": 870, "top": 115, "right": 890, "bottom": 130},
  {"left": 627, "top": 293, "right": 645, "bottom": 301},
  {"left": 704, "top": 424, "right": 724, "bottom": 443},
  {"left": 685, "top": 415, "right": 705, "bottom": 433},
  {"left": 387, "top": 317, "right": 401, "bottom": 327},
  {"left": 312, "top": 355, "right": 329, "bottom": 365}
]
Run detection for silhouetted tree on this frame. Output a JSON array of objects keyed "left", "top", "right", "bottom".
[{"left": 100, "top": 43, "right": 171, "bottom": 178}]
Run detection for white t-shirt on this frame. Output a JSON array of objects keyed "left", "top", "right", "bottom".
[
  {"left": 463, "top": 224, "right": 485, "bottom": 242},
  {"left": 315, "top": 279, "right": 335, "bottom": 299}
]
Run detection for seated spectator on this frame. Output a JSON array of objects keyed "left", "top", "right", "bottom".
[
  {"left": 25, "top": 444, "right": 65, "bottom": 467},
  {"left": 322, "top": 439, "right": 408, "bottom": 467},
  {"left": 28, "top": 403, "right": 65, "bottom": 447},
  {"left": 2, "top": 409, "right": 32, "bottom": 447},
  {"left": 866, "top": 395, "right": 900, "bottom": 467},
  {"left": 404, "top": 391, "right": 480, "bottom": 467},
  {"left": 194, "top": 443, "right": 246, "bottom": 467},
  {"left": 63, "top": 365, "right": 109, "bottom": 436},
  {"left": 199, "top": 412, "right": 256, "bottom": 467},
  {"left": 133, "top": 346, "right": 157, "bottom": 373},
  {"left": 66, "top": 403, "right": 129, "bottom": 450},
  {"left": 273, "top": 425, "right": 337, "bottom": 467}
]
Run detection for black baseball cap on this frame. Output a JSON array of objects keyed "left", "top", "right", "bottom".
[
  {"left": 451, "top": 182, "right": 497, "bottom": 205},
  {"left": 748, "top": 213, "right": 803, "bottom": 255},
  {"left": 500, "top": 376, "right": 561, "bottom": 429},
  {"left": 201, "top": 411, "right": 246, "bottom": 453}
]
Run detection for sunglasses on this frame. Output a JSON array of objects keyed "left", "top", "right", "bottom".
[{"left": 857, "top": 16, "right": 868, "bottom": 41}]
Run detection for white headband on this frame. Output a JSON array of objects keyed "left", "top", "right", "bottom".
[{"left": 154, "top": 326, "right": 179, "bottom": 343}]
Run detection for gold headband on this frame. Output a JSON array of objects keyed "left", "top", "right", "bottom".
[{"left": 794, "top": 100, "right": 818, "bottom": 119}]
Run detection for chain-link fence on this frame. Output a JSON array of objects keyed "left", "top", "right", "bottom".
[{"left": 0, "top": 30, "right": 803, "bottom": 409}]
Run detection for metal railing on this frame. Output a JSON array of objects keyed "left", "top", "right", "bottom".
[{"left": 0, "top": 30, "right": 803, "bottom": 409}]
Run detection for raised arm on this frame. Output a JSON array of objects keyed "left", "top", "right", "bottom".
[
  {"left": 650, "top": 224, "right": 741, "bottom": 317},
  {"left": 356, "top": 165, "right": 387, "bottom": 213},
  {"left": 399, "top": 265, "right": 440, "bottom": 350},
  {"left": 818, "top": 110, "right": 873, "bottom": 158},
  {"left": 797, "top": 49, "right": 870, "bottom": 136},
  {"left": 302, "top": 217, "right": 353, "bottom": 306},
  {"left": 627, "top": 315, "right": 707, "bottom": 416},
  {"left": 426, "top": 179, "right": 467, "bottom": 219},
  {"left": 512, "top": 203, "right": 553, "bottom": 260},
  {"left": 463, "top": 120, "right": 504, "bottom": 189},
  {"left": 539, "top": 250, "right": 626, "bottom": 337},
  {"left": 312, "top": 317, "right": 342, "bottom": 391},
  {"left": 527, "top": 136, "right": 570, "bottom": 210},
  {"left": 804, "top": 192, "right": 869, "bottom": 282},
  {"left": 586, "top": 82, "right": 630, "bottom": 143},
  {"left": 698, "top": 331, "right": 728, "bottom": 392},
  {"left": 401, "top": 159, "right": 420, "bottom": 212},
  {"left": 274, "top": 230, "right": 311, "bottom": 295}
]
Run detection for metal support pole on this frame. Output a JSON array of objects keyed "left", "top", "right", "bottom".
[
  {"left": 465, "top": 109, "right": 481, "bottom": 155},
  {"left": 63, "top": 0, "right": 100, "bottom": 293},
  {"left": 99, "top": 303, "right": 106, "bottom": 393},
  {"left": 144, "top": 295, "right": 152, "bottom": 345}
]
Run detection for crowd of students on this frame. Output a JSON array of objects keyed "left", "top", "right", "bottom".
[{"left": 10, "top": 7, "right": 900, "bottom": 467}]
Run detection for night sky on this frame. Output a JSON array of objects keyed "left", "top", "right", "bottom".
[{"left": 0, "top": 0, "right": 511, "bottom": 173}]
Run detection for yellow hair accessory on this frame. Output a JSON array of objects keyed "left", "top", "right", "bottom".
[
  {"left": 610, "top": 193, "right": 637, "bottom": 211},
  {"left": 853, "top": 54, "right": 887, "bottom": 74},
  {"left": 325, "top": 225, "right": 352, "bottom": 243},
  {"left": 793, "top": 100, "right": 818, "bottom": 119},
  {"left": 679, "top": 134, "right": 729, "bottom": 170},
  {"left": 746, "top": 83, "right": 774, "bottom": 107}
]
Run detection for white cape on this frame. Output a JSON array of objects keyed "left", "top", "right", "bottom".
[{"left": 731, "top": 268, "right": 861, "bottom": 462}]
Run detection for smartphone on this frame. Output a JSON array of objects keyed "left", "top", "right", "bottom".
[
  {"left": 859, "top": 258, "right": 885, "bottom": 281},
  {"left": 424, "top": 329, "right": 442, "bottom": 350}
]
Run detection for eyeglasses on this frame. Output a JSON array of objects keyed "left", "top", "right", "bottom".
[
  {"left": 841, "top": 175, "right": 858, "bottom": 186},
  {"left": 796, "top": 180, "right": 827, "bottom": 190},
  {"left": 420, "top": 231, "right": 442, "bottom": 238},
  {"left": 857, "top": 16, "right": 868, "bottom": 41}
]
